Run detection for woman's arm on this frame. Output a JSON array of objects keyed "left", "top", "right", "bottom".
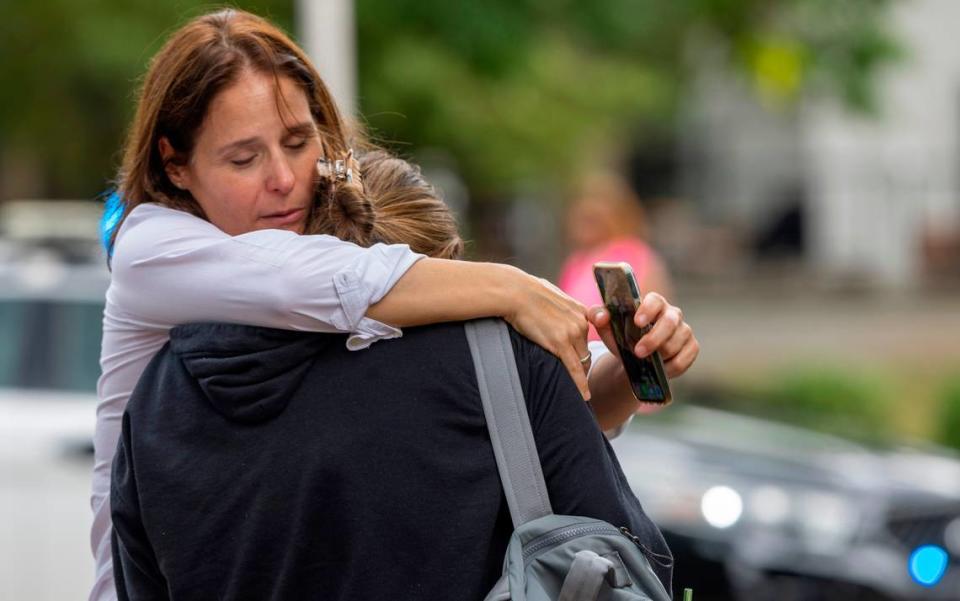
[
  {"left": 368, "top": 258, "right": 592, "bottom": 398},
  {"left": 113, "top": 204, "right": 592, "bottom": 396},
  {"left": 588, "top": 352, "right": 637, "bottom": 433},
  {"left": 110, "top": 204, "right": 417, "bottom": 341}
]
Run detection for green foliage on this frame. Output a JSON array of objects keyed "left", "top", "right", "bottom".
[
  {"left": 725, "top": 367, "right": 894, "bottom": 443},
  {"left": 0, "top": 0, "right": 900, "bottom": 199},
  {"left": 359, "top": 30, "right": 673, "bottom": 193},
  {"left": 0, "top": 0, "right": 293, "bottom": 199},
  {"left": 357, "top": 0, "right": 902, "bottom": 193},
  {"left": 937, "top": 376, "right": 960, "bottom": 451}
]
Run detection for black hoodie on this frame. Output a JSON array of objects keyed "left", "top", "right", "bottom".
[{"left": 111, "top": 320, "right": 672, "bottom": 601}]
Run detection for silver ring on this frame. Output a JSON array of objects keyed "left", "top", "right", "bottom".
[{"left": 579, "top": 352, "right": 591, "bottom": 365}]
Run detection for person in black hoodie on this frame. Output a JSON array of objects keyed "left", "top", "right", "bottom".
[{"left": 111, "top": 151, "right": 678, "bottom": 600}]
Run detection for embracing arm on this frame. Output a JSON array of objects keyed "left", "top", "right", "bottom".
[
  {"left": 109, "top": 204, "right": 417, "bottom": 341},
  {"left": 92, "top": 206, "right": 591, "bottom": 600},
  {"left": 112, "top": 204, "right": 592, "bottom": 393},
  {"left": 588, "top": 352, "right": 637, "bottom": 433},
  {"left": 368, "top": 258, "right": 591, "bottom": 397}
]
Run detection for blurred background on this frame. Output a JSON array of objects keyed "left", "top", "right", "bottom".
[{"left": 2, "top": 0, "right": 959, "bottom": 599}]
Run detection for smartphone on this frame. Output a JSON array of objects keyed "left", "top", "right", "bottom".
[{"left": 593, "top": 262, "right": 672, "bottom": 405}]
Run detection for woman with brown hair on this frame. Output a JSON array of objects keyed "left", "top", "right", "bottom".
[
  {"left": 92, "top": 9, "right": 697, "bottom": 600},
  {"left": 110, "top": 149, "right": 676, "bottom": 601}
]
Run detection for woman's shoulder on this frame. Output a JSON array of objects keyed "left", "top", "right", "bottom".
[
  {"left": 112, "top": 203, "right": 222, "bottom": 264},
  {"left": 123, "top": 202, "right": 209, "bottom": 228},
  {"left": 118, "top": 203, "right": 218, "bottom": 240}
]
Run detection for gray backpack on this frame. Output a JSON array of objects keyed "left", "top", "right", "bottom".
[{"left": 465, "top": 319, "right": 673, "bottom": 601}]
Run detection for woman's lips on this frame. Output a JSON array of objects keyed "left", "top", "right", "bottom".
[{"left": 261, "top": 207, "right": 305, "bottom": 228}]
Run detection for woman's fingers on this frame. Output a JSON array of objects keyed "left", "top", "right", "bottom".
[
  {"left": 546, "top": 306, "right": 591, "bottom": 399},
  {"left": 587, "top": 306, "right": 621, "bottom": 359},
  {"left": 663, "top": 333, "right": 700, "bottom": 379},
  {"left": 633, "top": 294, "right": 700, "bottom": 378},
  {"left": 560, "top": 345, "right": 592, "bottom": 400},
  {"left": 507, "top": 274, "right": 591, "bottom": 399},
  {"left": 585, "top": 291, "right": 699, "bottom": 381},
  {"left": 659, "top": 320, "right": 693, "bottom": 362},
  {"left": 634, "top": 303, "right": 682, "bottom": 358},
  {"left": 587, "top": 305, "right": 610, "bottom": 329},
  {"left": 634, "top": 292, "right": 668, "bottom": 328}
]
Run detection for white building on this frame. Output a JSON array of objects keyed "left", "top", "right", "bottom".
[{"left": 686, "top": 0, "right": 960, "bottom": 287}]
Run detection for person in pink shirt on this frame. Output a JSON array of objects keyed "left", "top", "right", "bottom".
[
  {"left": 559, "top": 171, "right": 673, "bottom": 341},
  {"left": 559, "top": 171, "right": 685, "bottom": 420}
]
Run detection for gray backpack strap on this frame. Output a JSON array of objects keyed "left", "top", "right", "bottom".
[{"left": 465, "top": 319, "right": 553, "bottom": 529}]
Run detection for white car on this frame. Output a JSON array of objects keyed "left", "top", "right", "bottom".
[{"left": 0, "top": 257, "right": 108, "bottom": 599}]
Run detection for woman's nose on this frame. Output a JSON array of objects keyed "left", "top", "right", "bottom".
[{"left": 267, "top": 153, "right": 296, "bottom": 195}]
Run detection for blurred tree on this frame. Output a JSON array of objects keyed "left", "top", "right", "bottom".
[
  {"left": 0, "top": 0, "right": 898, "bottom": 200},
  {"left": 0, "top": 0, "right": 292, "bottom": 200},
  {"left": 708, "top": 366, "right": 895, "bottom": 444},
  {"left": 357, "top": 0, "right": 901, "bottom": 196},
  {"left": 937, "top": 377, "right": 960, "bottom": 451}
]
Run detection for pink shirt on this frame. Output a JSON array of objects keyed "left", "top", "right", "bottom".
[{"left": 558, "top": 237, "right": 652, "bottom": 341}]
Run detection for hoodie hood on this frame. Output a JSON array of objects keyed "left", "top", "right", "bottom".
[{"left": 168, "top": 323, "right": 335, "bottom": 424}]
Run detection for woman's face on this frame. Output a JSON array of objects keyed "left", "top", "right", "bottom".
[
  {"left": 167, "top": 69, "right": 322, "bottom": 236},
  {"left": 566, "top": 195, "right": 616, "bottom": 250}
]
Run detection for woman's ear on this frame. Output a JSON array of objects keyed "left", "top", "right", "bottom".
[{"left": 158, "top": 137, "right": 189, "bottom": 190}]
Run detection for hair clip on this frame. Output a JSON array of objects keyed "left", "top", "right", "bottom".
[
  {"left": 317, "top": 157, "right": 334, "bottom": 180},
  {"left": 317, "top": 149, "right": 357, "bottom": 184},
  {"left": 335, "top": 159, "right": 353, "bottom": 184}
]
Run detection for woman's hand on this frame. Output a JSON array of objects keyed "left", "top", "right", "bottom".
[
  {"left": 590, "top": 292, "right": 699, "bottom": 379},
  {"left": 503, "top": 271, "right": 592, "bottom": 400}
]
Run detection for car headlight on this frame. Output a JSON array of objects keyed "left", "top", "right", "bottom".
[
  {"left": 794, "top": 490, "right": 860, "bottom": 554},
  {"left": 701, "top": 485, "right": 744, "bottom": 529},
  {"left": 748, "top": 485, "right": 792, "bottom": 526},
  {"left": 629, "top": 469, "right": 860, "bottom": 553},
  {"left": 744, "top": 485, "right": 861, "bottom": 553},
  {"left": 944, "top": 517, "right": 960, "bottom": 556},
  {"left": 746, "top": 486, "right": 860, "bottom": 553}
]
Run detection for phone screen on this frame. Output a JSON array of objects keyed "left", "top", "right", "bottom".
[
  {"left": 594, "top": 264, "right": 671, "bottom": 404},
  {"left": 607, "top": 305, "right": 667, "bottom": 402}
]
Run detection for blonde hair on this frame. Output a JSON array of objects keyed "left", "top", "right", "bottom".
[{"left": 310, "top": 151, "right": 464, "bottom": 260}]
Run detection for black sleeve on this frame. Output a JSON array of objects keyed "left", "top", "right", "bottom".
[
  {"left": 111, "top": 411, "right": 170, "bottom": 600},
  {"left": 509, "top": 329, "right": 674, "bottom": 596}
]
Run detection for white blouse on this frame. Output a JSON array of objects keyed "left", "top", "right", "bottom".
[{"left": 89, "top": 203, "right": 423, "bottom": 601}]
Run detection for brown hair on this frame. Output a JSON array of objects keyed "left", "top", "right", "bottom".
[
  {"left": 111, "top": 8, "right": 355, "bottom": 251},
  {"left": 310, "top": 150, "right": 464, "bottom": 260}
]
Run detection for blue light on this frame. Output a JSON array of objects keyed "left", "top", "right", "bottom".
[
  {"left": 909, "top": 545, "right": 948, "bottom": 587},
  {"left": 100, "top": 190, "right": 124, "bottom": 257}
]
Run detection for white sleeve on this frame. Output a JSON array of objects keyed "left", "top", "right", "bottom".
[
  {"left": 586, "top": 340, "right": 635, "bottom": 439},
  {"left": 90, "top": 204, "right": 425, "bottom": 601},
  {"left": 109, "top": 203, "right": 424, "bottom": 347}
]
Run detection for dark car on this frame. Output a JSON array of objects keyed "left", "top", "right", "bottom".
[{"left": 611, "top": 406, "right": 960, "bottom": 600}]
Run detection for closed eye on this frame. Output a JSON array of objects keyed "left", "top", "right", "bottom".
[
  {"left": 230, "top": 155, "right": 255, "bottom": 167},
  {"left": 285, "top": 138, "right": 308, "bottom": 150}
]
